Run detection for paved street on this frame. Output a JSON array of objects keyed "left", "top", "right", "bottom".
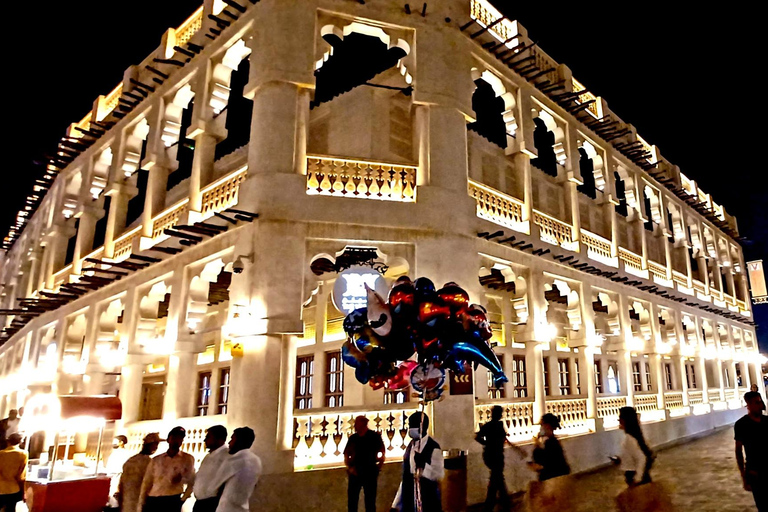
[{"left": 553, "top": 427, "right": 756, "bottom": 512}]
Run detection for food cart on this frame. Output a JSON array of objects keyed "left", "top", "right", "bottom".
[{"left": 20, "top": 394, "right": 122, "bottom": 512}]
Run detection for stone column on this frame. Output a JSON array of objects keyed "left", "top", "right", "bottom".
[
  {"left": 652, "top": 354, "right": 665, "bottom": 410},
  {"left": 713, "top": 359, "right": 726, "bottom": 401},
  {"left": 679, "top": 357, "right": 689, "bottom": 406},
  {"left": 697, "top": 356, "right": 709, "bottom": 403},
  {"left": 617, "top": 349, "right": 634, "bottom": 404},
  {"left": 518, "top": 152, "right": 534, "bottom": 234},
  {"left": 43, "top": 225, "right": 71, "bottom": 289},
  {"left": 103, "top": 183, "right": 135, "bottom": 259},
  {"left": 578, "top": 347, "right": 597, "bottom": 418},
  {"left": 72, "top": 206, "right": 101, "bottom": 274},
  {"left": 119, "top": 361, "right": 145, "bottom": 424},
  {"left": 25, "top": 248, "right": 44, "bottom": 297},
  {"left": 526, "top": 341, "right": 546, "bottom": 423}
]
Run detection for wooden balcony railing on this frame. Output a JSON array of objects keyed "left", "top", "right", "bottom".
[
  {"left": 545, "top": 398, "right": 590, "bottom": 435},
  {"left": 672, "top": 271, "right": 688, "bottom": 287},
  {"left": 175, "top": 6, "right": 203, "bottom": 46},
  {"left": 306, "top": 155, "right": 417, "bottom": 202},
  {"left": 648, "top": 260, "right": 667, "bottom": 281},
  {"left": 475, "top": 401, "right": 536, "bottom": 441},
  {"left": 708, "top": 388, "right": 723, "bottom": 402},
  {"left": 113, "top": 227, "right": 142, "bottom": 261},
  {"left": 200, "top": 166, "right": 246, "bottom": 216},
  {"left": 534, "top": 210, "right": 573, "bottom": 247},
  {"left": 468, "top": 180, "right": 524, "bottom": 230},
  {"left": 596, "top": 396, "right": 627, "bottom": 419},
  {"left": 293, "top": 404, "right": 418, "bottom": 470},
  {"left": 664, "top": 391, "right": 684, "bottom": 410},
  {"left": 619, "top": 247, "right": 643, "bottom": 272},
  {"left": 581, "top": 229, "right": 613, "bottom": 263},
  {"left": 688, "top": 390, "right": 704, "bottom": 405},
  {"left": 634, "top": 393, "right": 659, "bottom": 413}
]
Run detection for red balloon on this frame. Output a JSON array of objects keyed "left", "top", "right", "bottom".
[
  {"left": 389, "top": 278, "right": 416, "bottom": 309},
  {"left": 437, "top": 282, "right": 470, "bottom": 316},
  {"left": 418, "top": 300, "right": 451, "bottom": 324},
  {"left": 461, "top": 304, "right": 493, "bottom": 340},
  {"left": 385, "top": 361, "right": 418, "bottom": 390}
]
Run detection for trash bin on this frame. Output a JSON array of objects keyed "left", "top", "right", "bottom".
[{"left": 441, "top": 449, "right": 467, "bottom": 512}]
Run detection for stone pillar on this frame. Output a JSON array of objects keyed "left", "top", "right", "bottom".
[
  {"left": 697, "top": 356, "right": 709, "bottom": 403},
  {"left": 103, "top": 183, "right": 135, "bottom": 258},
  {"left": 43, "top": 225, "right": 71, "bottom": 289},
  {"left": 713, "top": 359, "right": 726, "bottom": 401},
  {"left": 25, "top": 248, "right": 44, "bottom": 297},
  {"left": 140, "top": 165, "right": 170, "bottom": 239},
  {"left": 679, "top": 357, "right": 689, "bottom": 406},
  {"left": 652, "top": 354, "right": 665, "bottom": 410},
  {"left": 526, "top": 341, "right": 546, "bottom": 423},
  {"left": 72, "top": 206, "right": 101, "bottom": 274},
  {"left": 578, "top": 348, "right": 597, "bottom": 418},
  {"left": 119, "top": 361, "right": 145, "bottom": 424},
  {"left": 188, "top": 131, "right": 218, "bottom": 215},
  {"left": 519, "top": 152, "right": 534, "bottom": 233},
  {"left": 617, "top": 349, "right": 634, "bottom": 404}
]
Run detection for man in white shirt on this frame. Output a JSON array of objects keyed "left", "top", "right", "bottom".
[
  {"left": 193, "top": 425, "right": 229, "bottom": 512},
  {"left": 391, "top": 412, "right": 444, "bottom": 512},
  {"left": 211, "top": 427, "right": 262, "bottom": 512},
  {"left": 140, "top": 426, "right": 196, "bottom": 512},
  {"left": 104, "top": 435, "right": 130, "bottom": 511},
  {"left": 0, "top": 410, "right": 20, "bottom": 450}
]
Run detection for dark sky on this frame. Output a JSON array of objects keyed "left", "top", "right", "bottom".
[{"left": 3, "top": 2, "right": 766, "bottom": 350}]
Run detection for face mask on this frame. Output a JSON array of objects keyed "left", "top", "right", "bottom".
[{"left": 408, "top": 427, "right": 422, "bottom": 440}]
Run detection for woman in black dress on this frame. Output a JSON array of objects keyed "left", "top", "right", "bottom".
[{"left": 530, "top": 413, "right": 571, "bottom": 481}]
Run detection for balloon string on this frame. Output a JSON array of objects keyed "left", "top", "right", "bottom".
[{"left": 414, "top": 397, "right": 427, "bottom": 512}]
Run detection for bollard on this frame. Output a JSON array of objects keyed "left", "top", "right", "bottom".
[{"left": 441, "top": 449, "right": 467, "bottom": 512}]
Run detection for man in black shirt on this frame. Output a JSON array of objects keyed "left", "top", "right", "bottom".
[
  {"left": 735, "top": 391, "right": 767, "bottom": 511},
  {"left": 344, "top": 415, "right": 385, "bottom": 512},
  {"left": 476, "top": 405, "right": 525, "bottom": 511}
]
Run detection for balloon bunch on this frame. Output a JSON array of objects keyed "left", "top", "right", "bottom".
[{"left": 342, "top": 276, "right": 508, "bottom": 401}]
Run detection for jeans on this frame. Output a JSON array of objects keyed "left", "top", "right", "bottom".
[
  {"left": 0, "top": 492, "right": 22, "bottom": 512},
  {"left": 348, "top": 472, "right": 378, "bottom": 512},
  {"left": 144, "top": 494, "right": 183, "bottom": 512},
  {"left": 484, "top": 464, "right": 509, "bottom": 511},
  {"left": 193, "top": 496, "right": 220, "bottom": 512}
]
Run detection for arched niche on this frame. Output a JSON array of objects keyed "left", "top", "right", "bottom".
[
  {"left": 90, "top": 148, "right": 113, "bottom": 199},
  {"left": 592, "top": 292, "right": 620, "bottom": 336},
  {"left": 63, "top": 314, "right": 87, "bottom": 374},
  {"left": 121, "top": 118, "right": 150, "bottom": 178},
  {"left": 530, "top": 109, "right": 565, "bottom": 177},
  {"left": 468, "top": 67, "right": 518, "bottom": 150},
  {"left": 137, "top": 281, "right": 171, "bottom": 350},
  {"left": 186, "top": 257, "right": 230, "bottom": 333},
  {"left": 95, "top": 297, "right": 125, "bottom": 369},
  {"left": 210, "top": 39, "right": 252, "bottom": 115},
  {"left": 478, "top": 263, "right": 528, "bottom": 326}
]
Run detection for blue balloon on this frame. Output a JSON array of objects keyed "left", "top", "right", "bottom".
[
  {"left": 355, "top": 365, "right": 371, "bottom": 384},
  {"left": 448, "top": 340, "right": 508, "bottom": 386},
  {"left": 344, "top": 308, "right": 368, "bottom": 334},
  {"left": 414, "top": 277, "right": 436, "bottom": 299},
  {"left": 341, "top": 342, "right": 363, "bottom": 368}
]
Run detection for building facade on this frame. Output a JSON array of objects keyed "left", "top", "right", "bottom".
[{"left": 0, "top": 0, "right": 764, "bottom": 509}]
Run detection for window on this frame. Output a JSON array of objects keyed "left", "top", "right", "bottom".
[
  {"left": 632, "top": 362, "right": 642, "bottom": 392},
  {"left": 685, "top": 363, "right": 696, "bottom": 389},
  {"left": 295, "top": 355, "right": 314, "bottom": 410},
  {"left": 218, "top": 368, "right": 230, "bottom": 414},
  {"left": 488, "top": 355, "right": 506, "bottom": 399},
  {"left": 543, "top": 357, "right": 550, "bottom": 396},
  {"left": 644, "top": 362, "right": 652, "bottom": 391},
  {"left": 324, "top": 351, "right": 344, "bottom": 408},
  {"left": 511, "top": 355, "right": 528, "bottom": 398},
  {"left": 384, "top": 389, "right": 410, "bottom": 405},
  {"left": 664, "top": 363, "right": 674, "bottom": 391},
  {"left": 594, "top": 361, "right": 602, "bottom": 393},
  {"left": 197, "top": 371, "right": 212, "bottom": 416},
  {"left": 557, "top": 358, "right": 570, "bottom": 395},
  {"left": 607, "top": 361, "right": 620, "bottom": 394}
]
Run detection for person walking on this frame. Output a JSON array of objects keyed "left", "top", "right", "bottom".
[
  {"left": 616, "top": 407, "right": 654, "bottom": 486},
  {"left": 735, "top": 391, "right": 767, "bottom": 511},
  {"left": 139, "top": 426, "right": 195, "bottom": 512},
  {"left": 210, "top": 427, "right": 262, "bottom": 512},
  {"left": 118, "top": 433, "right": 160, "bottom": 512},
  {"left": 476, "top": 405, "right": 525, "bottom": 511},
  {"left": 529, "top": 413, "right": 570, "bottom": 482},
  {"left": 0, "top": 410, "right": 20, "bottom": 450},
  {"left": 193, "top": 425, "right": 230, "bottom": 512},
  {"left": 0, "top": 434, "right": 27, "bottom": 512},
  {"left": 391, "top": 411, "right": 444, "bottom": 512},
  {"left": 105, "top": 435, "right": 130, "bottom": 511},
  {"left": 345, "top": 416, "right": 385, "bottom": 512}
]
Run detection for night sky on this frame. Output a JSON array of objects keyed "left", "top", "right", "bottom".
[{"left": 3, "top": 2, "right": 766, "bottom": 350}]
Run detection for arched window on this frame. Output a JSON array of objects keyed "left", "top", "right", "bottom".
[
  {"left": 577, "top": 148, "right": 597, "bottom": 199},
  {"left": 614, "top": 172, "right": 628, "bottom": 217},
  {"left": 468, "top": 79, "right": 508, "bottom": 148},
  {"left": 531, "top": 117, "right": 557, "bottom": 177}
]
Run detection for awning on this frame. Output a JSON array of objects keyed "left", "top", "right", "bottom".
[{"left": 58, "top": 395, "right": 122, "bottom": 421}]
